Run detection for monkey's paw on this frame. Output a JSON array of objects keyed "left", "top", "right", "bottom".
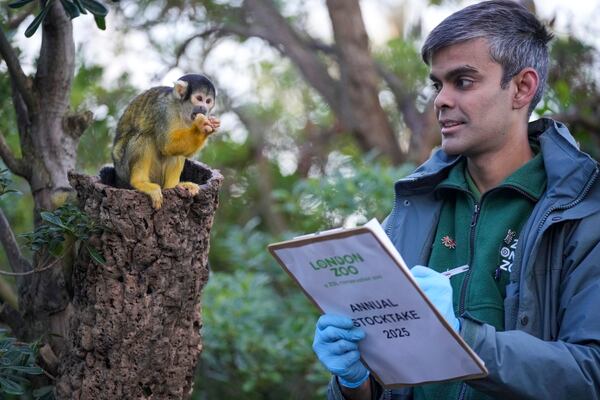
[
  {"left": 208, "top": 116, "right": 220, "bottom": 130},
  {"left": 147, "top": 189, "right": 163, "bottom": 209},
  {"left": 177, "top": 181, "right": 200, "bottom": 196},
  {"left": 193, "top": 114, "right": 219, "bottom": 136}
]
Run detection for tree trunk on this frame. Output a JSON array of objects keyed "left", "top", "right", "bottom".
[
  {"left": 238, "top": 0, "right": 404, "bottom": 164},
  {"left": 56, "top": 160, "right": 222, "bottom": 400},
  {"left": 326, "top": 0, "right": 404, "bottom": 164},
  {"left": 15, "top": 0, "right": 80, "bottom": 357}
]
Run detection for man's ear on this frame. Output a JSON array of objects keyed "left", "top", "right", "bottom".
[{"left": 512, "top": 68, "right": 539, "bottom": 110}]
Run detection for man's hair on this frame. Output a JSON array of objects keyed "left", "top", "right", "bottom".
[{"left": 421, "top": 0, "right": 553, "bottom": 114}]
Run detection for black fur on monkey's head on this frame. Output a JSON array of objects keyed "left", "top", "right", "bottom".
[{"left": 174, "top": 74, "right": 216, "bottom": 101}]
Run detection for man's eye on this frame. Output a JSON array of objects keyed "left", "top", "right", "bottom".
[{"left": 456, "top": 79, "right": 473, "bottom": 89}]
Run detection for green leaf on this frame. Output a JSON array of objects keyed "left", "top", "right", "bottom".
[
  {"left": 6, "top": 365, "right": 44, "bottom": 374},
  {"left": 24, "top": 1, "right": 53, "bottom": 38},
  {"left": 8, "top": 0, "right": 35, "bottom": 8},
  {"left": 0, "top": 376, "right": 25, "bottom": 395},
  {"left": 33, "top": 385, "right": 54, "bottom": 398},
  {"left": 80, "top": 0, "right": 108, "bottom": 16},
  {"left": 48, "top": 239, "right": 65, "bottom": 257},
  {"left": 87, "top": 245, "right": 106, "bottom": 265},
  {"left": 73, "top": 0, "right": 88, "bottom": 14},
  {"left": 94, "top": 15, "right": 106, "bottom": 30},
  {"left": 60, "top": 0, "right": 81, "bottom": 18},
  {"left": 40, "top": 211, "right": 67, "bottom": 229}
]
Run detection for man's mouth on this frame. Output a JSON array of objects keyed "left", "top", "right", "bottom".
[
  {"left": 439, "top": 119, "right": 465, "bottom": 133},
  {"left": 439, "top": 120, "right": 464, "bottom": 128}
]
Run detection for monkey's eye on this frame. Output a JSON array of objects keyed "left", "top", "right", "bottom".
[
  {"left": 195, "top": 95, "right": 204, "bottom": 102},
  {"left": 206, "top": 98, "right": 212, "bottom": 104}
]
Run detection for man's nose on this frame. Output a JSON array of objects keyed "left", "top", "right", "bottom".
[{"left": 433, "top": 86, "right": 454, "bottom": 110}]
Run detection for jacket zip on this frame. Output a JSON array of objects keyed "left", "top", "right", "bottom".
[
  {"left": 456, "top": 199, "right": 480, "bottom": 400},
  {"left": 458, "top": 200, "right": 480, "bottom": 316},
  {"left": 534, "top": 166, "right": 599, "bottom": 238},
  {"left": 385, "top": 195, "right": 399, "bottom": 239},
  {"left": 457, "top": 383, "right": 467, "bottom": 400}
]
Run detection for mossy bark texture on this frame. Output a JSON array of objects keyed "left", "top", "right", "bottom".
[{"left": 56, "top": 160, "right": 222, "bottom": 400}]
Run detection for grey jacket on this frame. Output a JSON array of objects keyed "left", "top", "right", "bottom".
[{"left": 327, "top": 119, "right": 600, "bottom": 400}]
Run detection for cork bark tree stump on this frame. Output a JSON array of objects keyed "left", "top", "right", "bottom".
[{"left": 57, "top": 160, "right": 223, "bottom": 400}]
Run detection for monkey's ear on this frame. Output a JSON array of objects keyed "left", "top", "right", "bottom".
[{"left": 173, "top": 80, "right": 189, "bottom": 100}]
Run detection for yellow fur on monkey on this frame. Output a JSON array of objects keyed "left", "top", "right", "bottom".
[{"left": 111, "top": 74, "right": 220, "bottom": 209}]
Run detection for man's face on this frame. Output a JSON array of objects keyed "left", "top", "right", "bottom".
[{"left": 430, "top": 38, "right": 516, "bottom": 157}]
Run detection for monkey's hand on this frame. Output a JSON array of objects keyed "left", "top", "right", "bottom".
[
  {"left": 176, "top": 181, "right": 200, "bottom": 196},
  {"left": 192, "top": 114, "right": 219, "bottom": 136},
  {"left": 208, "top": 116, "right": 220, "bottom": 131}
]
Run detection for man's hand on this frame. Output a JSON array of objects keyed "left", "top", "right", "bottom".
[
  {"left": 411, "top": 266, "right": 460, "bottom": 332},
  {"left": 312, "top": 314, "right": 370, "bottom": 388}
]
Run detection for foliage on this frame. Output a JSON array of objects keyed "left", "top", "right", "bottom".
[
  {"left": 20, "top": 203, "right": 105, "bottom": 265},
  {"left": 281, "top": 153, "right": 414, "bottom": 232},
  {"left": 537, "top": 35, "right": 600, "bottom": 160},
  {"left": 0, "top": 329, "right": 44, "bottom": 397},
  {"left": 70, "top": 63, "right": 138, "bottom": 174},
  {"left": 0, "top": 169, "right": 19, "bottom": 197},
  {"left": 8, "top": 0, "right": 118, "bottom": 37},
  {"left": 376, "top": 38, "right": 430, "bottom": 93},
  {"left": 197, "top": 142, "right": 410, "bottom": 397},
  {"left": 195, "top": 270, "right": 327, "bottom": 400}
]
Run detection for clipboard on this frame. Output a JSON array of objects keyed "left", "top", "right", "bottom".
[{"left": 268, "top": 219, "right": 487, "bottom": 388}]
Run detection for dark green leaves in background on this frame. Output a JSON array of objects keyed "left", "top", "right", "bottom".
[
  {"left": 9, "top": 0, "right": 115, "bottom": 36},
  {"left": 21, "top": 203, "right": 105, "bottom": 265},
  {"left": 0, "top": 329, "right": 48, "bottom": 398}
]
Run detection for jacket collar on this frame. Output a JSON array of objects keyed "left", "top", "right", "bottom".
[
  {"left": 395, "top": 118, "right": 598, "bottom": 206},
  {"left": 533, "top": 119, "right": 598, "bottom": 206}
]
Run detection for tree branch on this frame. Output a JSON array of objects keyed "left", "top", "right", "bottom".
[
  {"left": 376, "top": 63, "right": 422, "bottom": 134},
  {"left": 0, "top": 131, "right": 29, "bottom": 178},
  {"left": 552, "top": 110, "right": 600, "bottom": 134},
  {"left": 232, "top": 103, "right": 288, "bottom": 234},
  {"left": 0, "top": 207, "right": 32, "bottom": 275},
  {"left": 241, "top": 0, "right": 339, "bottom": 107},
  {"left": 174, "top": 28, "right": 220, "bottom": 67},
  {"left": 377, "top": 63, "right": 440, "bottom": 163},
  {"left": 0, "top": 28, "right": 35, "bottom": 113},
  {"left": 0, "top": 275, "right": 18, "bottom": 310},
  {"left": 7, "top": 9, "right": 32, "bottom": 30},
  {"left": 0, "top": 302, "right": 27, "bottom": 338},
  {"left": 326, "top": 0, "right": 403, "bottom": 163}
]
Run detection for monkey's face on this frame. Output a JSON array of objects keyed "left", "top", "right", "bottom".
[
  {"left": 190, "top": 88, "right": 215, "bottom": 120},
  {"left": 173, "top": 74, "right": 217, "bottom": 123}
]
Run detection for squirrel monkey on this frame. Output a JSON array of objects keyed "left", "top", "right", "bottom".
[{"left": 111, "top": 74, "right": 220, "bottom": 209}]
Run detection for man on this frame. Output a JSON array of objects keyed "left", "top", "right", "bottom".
[{"left": 312, "top": 1, "right": 600, "bottom": 399}]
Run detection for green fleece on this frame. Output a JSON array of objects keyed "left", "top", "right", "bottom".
[{"left": 414, "top": 150, "right": 546, "bottom": 400}]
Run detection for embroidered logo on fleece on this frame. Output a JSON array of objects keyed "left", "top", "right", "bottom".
[{"left": 498, "top": 229, "right": 518, "bottom": 273}]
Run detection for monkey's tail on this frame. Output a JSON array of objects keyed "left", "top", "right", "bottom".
[{"left": 98, "top": 164, "right": 132, "bottom": 189}]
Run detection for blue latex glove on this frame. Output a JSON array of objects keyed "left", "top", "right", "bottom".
[
  {"left": 312, "top": 314, "right": 370, "bottom": 388},
  {"left": 411, "top": 265, "right": 460, "bottom": 332}
]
